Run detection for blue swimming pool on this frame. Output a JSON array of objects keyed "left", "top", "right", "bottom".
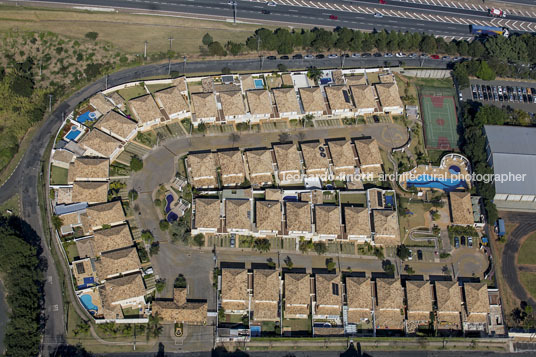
[
  {"left": 254, "top": 79, "right": 264, "bottom": 89},
  {"left": 449, "top": 165, "right": 461, "bottom": 174},
  {"left": 167, "top": 212, "right": 178, "bottom": 222},
  {"left": 80, "top": 294, "right": 98, "bottom": 314},
  {"left": 384, "top": 195, "right": 394, "bottom": 207},
  {"left": 65, "top": 129, "right": 81, "bottom": 141},
  {"left": 406, "top": 174, "right": 467, "bottom": 192},
  {"left": 76, "top": 111, "right": 97, "bottom": 124},
  {"left": 165, "top": 194, "right": 174, "bottom": 214}
]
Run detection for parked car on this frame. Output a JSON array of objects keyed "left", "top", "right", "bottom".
[
  {"left": 374, "top": 12, "right": 383, "bottom": 18},
  {"left": 442, "top": 56, "right": 450, "bottom": 60},
  {"left": 408, "top": 249, "right": 413, "bottom": 260},
  {"left": 230, "top": 234, "right": 236, "bottom": 248},
  {"left": 351, "top": 53, "right": 361, "bottom": 58},
  {"left": 267, "top": 55, "right": 276, "bottom": 60},
  {"left": 461, "top": 236, "right": 466, "bottom": 245},
  {"left": 455, "top": 237, "right": 460, "bottom": 248},
  {"left": 452, "top": 56, "right": 463, "bottom": 61},
  {"left": 384, "top": 53, "right": 393, "bottom": 57},
  {"left": 395, "top": 52, "right": 406, "bottom": 58},
  {"left": 417, "top": 250, "right": 423, "bottom": 261},
  {"left": 329, "top": 15, "right": 338, "bottom": 20},
  {"left": 328, "top": 54, "right": 338, "bottom": 58},
  {"left": 316, "top": 54, "right": 325, "bottom": 59},
  {"left": 419, "top": 54, "right": 428, "bottom": 59},
  {"left": 373, "top": 52, "right": 383, "bottom": 57},
  {"left": 144, "top": 268, "right": 154, "bottom": 275},
  {"left": 292, "top": 54, "right": 303, "bottom": 59},
  {"left": 408, "top": 53, "right": 417, "bottom": 58},
  {"left": 468, "top": 236, "right": 473, "bottom": 247},
  {"left": 304, "top": 54, "right": 314, "bottom": 59},
  {"left": 280, "top": 55, "right": 289, "bottom": 60},
  {"left": 379, "top": 0, "right": 386, "bottom": 4},
  {"left": 267, "top": 1, "right": 277, "bottom": 6},
  {"left": 361, "top": 53, "right": 372, "bottom": 57},
  {"left": 341, "top": 53, "right": 349, "bottom": 58},
  {"left": 430, "top": 54, "right": 440, "bottom": 60}
]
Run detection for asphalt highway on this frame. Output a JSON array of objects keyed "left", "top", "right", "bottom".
[{"left": 26, "top": 0, "right": 473, "bottom": 38}]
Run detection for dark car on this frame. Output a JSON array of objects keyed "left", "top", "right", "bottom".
[
  {"left": 455, "top": 237, "right": 460, "bottom": 248},
  {"left": 267, "top": 55, "right": 276, "bottom": 60},
  {"left": 341, "top": 53, "right": 349, "bottom": 58},
  {"left": 261, "top": 9, "right": 271, "bottom": 14},
  {"left": 316, "top": 54, "right": 325, "bottom": 59},
  {"left": 373, "top": 52, "right": 383, "bottom": 57},
  {"left": 461, "top": 236, "right": 466, "bottom": 245},
  {"left": 280, "top": 55, "right": 289, "bottom": 60},
  {"left": 417, "top": 250, "right": 423, "bottom": 261},
  {"left": 292, "top": 54, "right": 303, "bottom": 59},
  {"left": 373, "top": 115, "right": 380, "bottom": 123},
  {"left": 361, "top": 53, "right": 372, "bottom": 57}
]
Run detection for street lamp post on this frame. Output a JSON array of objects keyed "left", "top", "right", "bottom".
[{"left": 229, "top": 1, "right": 237, "bottom": 24}]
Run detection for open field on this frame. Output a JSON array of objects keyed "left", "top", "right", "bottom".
[
  {"left": 0, "top": 193, "right": 20, "bottom": 216},
  {"left": 517, "top": 232, "right": 536, "bottom": 265},
  {"left": 519, "top": 271, "right": 536, "bottom": 300},
  {"left": 0, "top": 5, "right": 271, "bottom": 56}
]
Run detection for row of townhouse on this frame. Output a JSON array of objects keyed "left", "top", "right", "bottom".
[
  {"left": 218, "top": 268, "right": 498, "bottom": 337},
  {"left": 186, "top": 137, "right": 384, "bottom": 189},
  {"left": 191, "top": 188, "right": 399, "bottom": 245}
]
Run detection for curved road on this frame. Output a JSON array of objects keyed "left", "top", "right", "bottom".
[{"left": 500, "top": 211, "right": 536, "bottom": 307}]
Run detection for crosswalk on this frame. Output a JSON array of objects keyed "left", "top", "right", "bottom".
[{"left": 247, "top": 0, "right": 536, "bottom": 32}]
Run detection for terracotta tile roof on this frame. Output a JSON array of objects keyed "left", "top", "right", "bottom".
[
  {"left": 253, "top": 270, "right": 280, "bottom": 319},
  {"left": 435, "top": 281, "right": 462, "bottom": 312},
  {"left": 315, "top": 274, "right": 342, "bottom": 315},
  {"left": 379, "top": 73, "right": 395, "bottom": 83},
  {"left": 272, "top": 87, "right": 300, "bottom": 114},
  {"left": 299, "top": 87, "right": 325, "bottom": 113},
  {"left": 153, "top": 288, "right": 207, "bottom": 324},
  {"left": 154, "top": 86, "right": 189, "bottom": 115},
  {"left": 325, "top": 85, "right": 354, "bottom": 111},
  {"left": 194, "top": 198, "right": 221, "bottom": 229},
  {"left": 188, "top": 152, "right": 217, "bottom": 187},
  {"left": 347, "top": 309, "right": 372, "bottom": 323},
  {"left": 76, "top": 236, "right": 95, "bottom": 259},
  {"left": 300, "top": 141, "right": 330, "bottom": 175},
  {"left": 220, "top": 91, "right": 246, "bottom": 117},
  {"left": 86, "top": 201, "right": 126, "bottom": 229},
  {"left": 345, "top": 75, "right": 367, "bottom": 86},
  {"left": 286, "top": 201, "right": 311, "bottom": 232},
  {"left": 464, "top": 282, "right": 490, "bottom": 315},
  {"left": 221, "top": 268, "right": 249, "bottom": 310},
  {"left": 240, "top": 75, "right": 255, "bottom": 91},
  {"left": 315, "top": 205, "right": 340, "bottom": 235},
  {"left": 101, "top": 273, "right": 146, "bottom": 304},
  {"left": 346, "top": 277, "right": 372, "bottom": 310},
  {"left": 246, "top": 90, "right": 272, "bottom": 115},
  {"left": 449, "top": 191, "right": 474, "bottom": 225},
  {"left": 90, "top": 93, "right": 114, "bottom": 114},
  {"left": 217, "top": 150, "right": 245, "bottom": 186},
  {"left": 128, "top": 94, "right": 162, "bottom": 124},
  {"left": 256, "top": 200, "right": 281, "bottom": 232},
  {"left": 56, "top": 187, "right": 72, "bottom": 204},
  {"left": 72, "top": 258, "right": 96, "bottom": 286},
  {"left": 225, "top": 199, "right": 251, "bottom": 231},
  {"left": 332, "top": 70, "right": 345, "bottom": 85},
  {"left": 273, "top": 143, "right": 302, "bottom": 173},
  {"left": 107, "top": 92, "right": 125, "bottom": 108},
  {"left": 94, "top": 111, "right": 137, "bottom": 141},
  {"left": 354, "top": 138, "right": 382, "bottom": 167},
  {"left": 172, "top": 77, "right": 188, "bottom": 92},
  {"left": 201, "top": 77, "right": 214, "bottom": 92},
  {"left": 284, "top": 273, "right": 310, "bottom": 312},
  {"left": 79, "top": 129, "right": 122, "bottom": 158},
  {"left": 344, "top": 206, "right": 371, "bottom": 237},
  {"left": 52, "top": 149, "right": 74, "bottom": 165},
  {"left": 245, "top": 148, "right": 274, "bottom": 185},
  {"left": 328, "top": 140, "right": 356, "bottom": 175},
  {"left": 375, "top": 83, "right": 403, "bottom": 109},
  {"left": 191, "top": 92, "right": 217, "bottom": 119},
  {"left": 95, "top": 246, "right": 141, "bottom": 280},
  {"left": 351, "top": 85, "right": 377, "bottom": 110},
  {"left": 375, "top": 309, "right": 405, "bottom": 330},
  {"left": 72, "top": 181, "right": 108, "bottom": 203},
  {"left": 376, "top": 278, "right": 403, "bottom": 309},
  {"left": 373, "top": 210, "right": 399, "bottom": 244},
  {"left": 92, "top": 224, "right": 133, "bottom": 255},
  {"left": 68, "top": 157, "right": 109, "bottom": 183},
  {"left": 406, "top": 281, "right": 433, "bottom": 313}
]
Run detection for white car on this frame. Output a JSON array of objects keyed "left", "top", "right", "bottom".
[
  {"left": 351, "top": 53, "right": 361, "bottom": 58},
  {"left": 408, "top": 250, "right": 413, "bottom": 260},
  {"left": 384, "top": 53, "right": 393, "bottom": 58},
  {"left": 374, "top": 12, "right": 383, "bottom": 18},
  {"left": 328, "top": 54, "right": 338, "bottom": 59},
  {"left": 489, "top": 8, "right": 506, "bottom": 18},
  {"left": 267, "top": 1, "right": 277, "bottom": 6},
  {"left": 304, "top": 54, "right": 314, "bottom": 59},
  {"left": 395, "top": 52, "right": 406, "bottom": 58}
]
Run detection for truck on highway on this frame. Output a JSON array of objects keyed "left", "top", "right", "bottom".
[{"left": 470, "top": 25, "right": 510, "bottom": 37}]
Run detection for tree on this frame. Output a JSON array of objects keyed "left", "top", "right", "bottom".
[
  {"left": 128, "top": 189, "right": 138, "bottom": 201},
  {"left": 420, "top": 36, "right": 437, "bottom": 53},
  {"left": 85, "top": 31, "right": 99, "bottom": 40},
  {"left": 284, "top": 256, "right": 293, "bottom": 269},
  {"left": 307, "top": 66, "right": 322, "bottom": 84},
  {"left": 52, "top": 215, "right": 63, "bottom": 230},
  {"left": 193, "top": 233, "right": 205, "bottom": 247},
  {"left": 396, "top": 244, "right": 411, "bottom": 261},
  {"left": 130, "top": 156, "right": 143, "bottom": 171},
  {"left": 313, "top": 241, "right": 327, "bottom": 255},
  {"left": 159, "top": 220, "right": 170, "bottom": 231},
  {"left": 218, "top": 308, "right": 225, "bottom": 321},
  {"left": 277, "top": 63, "right": 288, "bottom": 72},
  {"left": 298, "top": 238, "right": 313, "bottom": 253},
  {"left": 155, "top": 279, "right": 166, "bottom": 293},
  {"left": 197, "top": 122, "right": 207, "bottom": 132},
  {"left": 326, "top": 258, "right": 336, "bottom": 271},
  {"left": 150, "top": 242, "right": 160, "bottom": 256},
  {"left": 254, "top": 238, "right": 271, "bottom": 253},
  {"left": 208, "top": 41, "right": 227, "bottom": 56},
  {"left": 476, "top": 60, "right": 496, "bottom": 80},
  {"left": 382, "top": 259, "right": 395, "bottom": 275},
  {"left": 453, "top": 63, "right": 470, "bottom": 89},
  {"left": 404, "top": 265, "right": 415, "bottom": 275},
  {"left": 202, "top": 33, "right": 213, "bottom": 46},
  {"left": 141, "top": 230, "right": 154, "bottom": 244},
  {"left": 174, "top": 274, "right": 187, "bottom": 288},
  {"left": 431, "top": 210, "right": 441, "bottom": 221}
]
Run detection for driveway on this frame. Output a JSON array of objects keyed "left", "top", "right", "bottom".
[{"left": 501, "top": 211, "right": 536, "bottom": 307}]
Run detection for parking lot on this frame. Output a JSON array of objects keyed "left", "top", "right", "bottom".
[{"left": 462, "top": 79, "right": 536, "bottom": 113}]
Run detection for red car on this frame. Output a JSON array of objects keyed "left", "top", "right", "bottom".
[
  {"left": 379, "top": 0, "right": 386, "bottom": 4},
  {"left": 329, "top": 15, "right": 338, "bottom": 20},
  {"left": 430, "top": 54, "right": 440, "bottom": 59}
]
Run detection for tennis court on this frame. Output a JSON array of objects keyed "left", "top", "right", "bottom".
[{"left": 419, "top": 87, "right": 459, "bottom": 150}]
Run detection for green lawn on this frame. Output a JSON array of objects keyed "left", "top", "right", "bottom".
[
  {"left": 339, "top": 192, "right": 366, "bottom": 205},
  {"left": 283, "top": 317, "right": 312, "bottom": 332},
  {"left": 51, "top": 165, "right": 69, "bottom": 185},
  {"left": 146, "top": 83, "right": 172, "bottom": 93},
  {"left": 122, "top": 306, "right": 140, "bottom": 318},
  {"left": 519, "top": 271, "right": 536, "bottom": 299},
  {"left": 63, "top": 241, "right": 80, "bottom": 263},
  {"left": 398, "top": 197, "right": 432, "bottom": 241},
  {"left": 260, "top": 321, "right": 276, "bottom": 332},
  {"left": 118, "top": 85, "right": 147, "bottom": 101},
  {"left": 518, "top": 232, "right": 536, "bottom": 265},
  {"left": 0, "top": 193, "right": 20, "bottom": 216}
]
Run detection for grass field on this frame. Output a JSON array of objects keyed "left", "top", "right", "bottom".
[
  {"left": 398, "top": 197, "right": 432, "bottom": 241},
  {"left": 517, "top": 232, "right": 536, "bottom": 265},
  {"left": 0, "top": 193, "right": 20, "bottom": 216},
  {"left": 519, "top": 271, "right": 536, "bottom": 300},
  {"left": 420, "top": 91, "right": 459, "bottom": 150},
  {"left": 50, "top": 165, "right": 69, "bottom": 185},
  {"left": 0, "top": 5, "right": 271, "bottom": 56}
]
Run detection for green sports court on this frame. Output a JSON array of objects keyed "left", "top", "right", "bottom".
[{"left": 419, "top": 87, "right": 459, "bottom": 150}]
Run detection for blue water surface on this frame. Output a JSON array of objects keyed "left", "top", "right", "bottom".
[
  {"left": 65, "top": 129, "right": 81, "bottom": 141},
  {"left": 254, "top": 79, "right": 264, "bottom": 89},
  {"left": 406, "top": 174, "right": 467, "bottom": 192},
  {"left": 76, "top": 111, "right": 97, "bottom": 124},
  {"left": 80, "top": 294, "right": 98, "bottom": 313}
]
